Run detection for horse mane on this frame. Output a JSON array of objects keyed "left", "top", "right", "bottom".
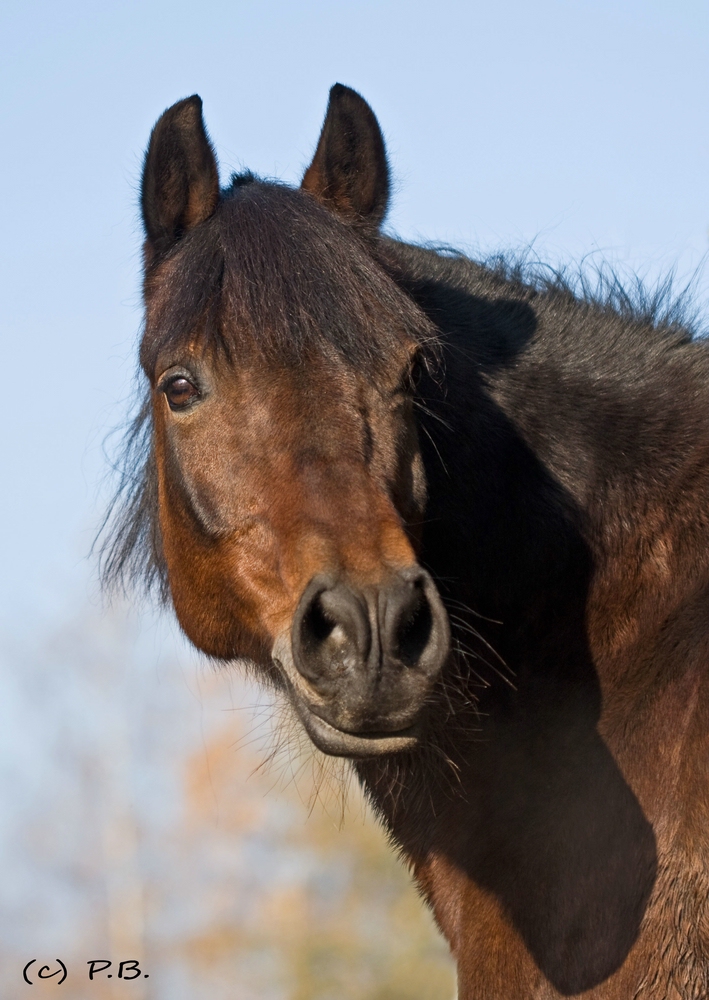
[
  {"left": 98, "top": 180, "right": 706, "bottom": 603},
  {"left": 384, "top": 239, "right": 704, "bottom": 349}
]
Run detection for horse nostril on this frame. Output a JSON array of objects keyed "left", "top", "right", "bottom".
[
  {"left": 293, "top": 576, "right": 370, "bottom": 685},
  {"left": 394, "top": 584, "right": 434, "bottom": 667},
  {"left": 382, "top": 568, "right": 449, "bottom": 676},
  {"left": 302, "top": 593, "right": 337, "bottom": 650}
]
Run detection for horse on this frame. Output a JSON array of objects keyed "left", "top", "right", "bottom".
[{"left": 104, "top": 84, "right": 709, "bottom": 998}]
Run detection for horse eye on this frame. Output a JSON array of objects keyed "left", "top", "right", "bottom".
[{"left": 164, "top": 376, "right": 199, "bottom": 410}]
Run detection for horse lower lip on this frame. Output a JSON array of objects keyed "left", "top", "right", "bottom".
[{"left": 296, "top": 704, "right": 420, "bottom": 758}]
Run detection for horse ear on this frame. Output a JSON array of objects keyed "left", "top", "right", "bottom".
[
  {"left": 301, "top": 84, "right": 390, "bottom": 228},
  {"left": 141, "top": 95, "right": 219, "bottom": 259}
]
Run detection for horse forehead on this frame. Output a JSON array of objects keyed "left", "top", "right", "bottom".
[{"left": 222, "top": 354, "right": 374, "bottom": 425}]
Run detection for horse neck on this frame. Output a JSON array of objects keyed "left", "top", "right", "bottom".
[{"left": 356, "top": 244, "right": 709, "bottom": 996}]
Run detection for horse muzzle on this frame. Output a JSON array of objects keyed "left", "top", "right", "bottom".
[{"left": 272, "top": 566, "right": 450, "bottom": 757}]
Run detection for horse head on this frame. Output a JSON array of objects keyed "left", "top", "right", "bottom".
[{"left": 138, "top": 86, "right": 450, "bottom": 757}]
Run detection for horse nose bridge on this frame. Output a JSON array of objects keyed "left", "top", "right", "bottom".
[{"left": 279, "top": 457, "right": 417, "bottom": 584}]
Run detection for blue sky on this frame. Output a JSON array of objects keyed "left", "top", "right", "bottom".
[{"left": 1, "top": 0, "right": 707, "bottom": 636}]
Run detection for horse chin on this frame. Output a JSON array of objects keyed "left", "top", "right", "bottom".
[{"left": 294, "top": 701, "right": 421, "bottom": 758}]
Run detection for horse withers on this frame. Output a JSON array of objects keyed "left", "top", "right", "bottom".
[{"left": 106, "top": 84, "right": 709, "bottom": 997}]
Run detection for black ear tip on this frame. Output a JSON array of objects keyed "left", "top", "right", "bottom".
[
  {"left": 329, "top": 83, "right": 366, "bottom": 106},
  {"left": 169, "top": 94, "right": 202, "bottom": 117},
  {"left": 161, "top": 94, "right": 204, "bottom": 126}
]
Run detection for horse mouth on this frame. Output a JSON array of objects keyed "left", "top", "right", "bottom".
[
  {"left": 271, "top": 614, "right": 436, "bottom": 758},
  {"left": 294, "top": 701, "right": 421, "bottom": 758}
]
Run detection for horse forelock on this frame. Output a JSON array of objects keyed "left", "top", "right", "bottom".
[{"left": 140, "top": 180, "right": 436, "bottom": 377}]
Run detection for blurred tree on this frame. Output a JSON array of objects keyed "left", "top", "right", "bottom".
[
  {"left": 0, "top": 606, "right": 455, "bottom": 999},
  {"left": 178, "top": 693, "right": 456, "bottom": 1000}
]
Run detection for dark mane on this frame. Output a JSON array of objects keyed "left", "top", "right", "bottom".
[
  {"left": 382, "top": 238, "right": 705, "bottom": 349},
  {"left": 99, "top": 193, "right": 705, "bottom": 599}
]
